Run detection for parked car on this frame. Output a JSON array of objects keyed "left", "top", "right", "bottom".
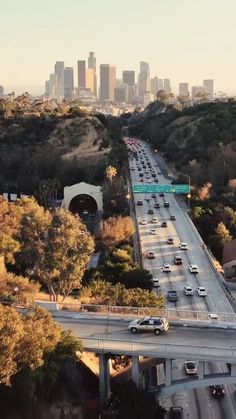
[
  {"left": 128, "top": 316, "right": 169, "bottom": 335},
  {"left": 184, "top": 361, "right": 197, "bottom": 375},
  {"left": 189, "top": 264, "right": 199, "bottom": 274},
  {"left": 210, "top": 385, "right": 225, "bottom": 398}
]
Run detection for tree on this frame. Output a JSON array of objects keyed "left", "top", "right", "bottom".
[
  {"left": 106, "top": 165, "right": 117, "bottom": 183},
  {"left": 215, "top": 222, "right": 232, "bottom": 245},
  {"left": 97, "top": 216, "right": 134, "bottom": 250},
  {"left": 0, "top": 196, "right": 20, "bottom": 264}
]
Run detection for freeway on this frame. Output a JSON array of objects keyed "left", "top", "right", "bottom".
[{"left": 125, "top": 138, "right": 236, "bottom": 418}]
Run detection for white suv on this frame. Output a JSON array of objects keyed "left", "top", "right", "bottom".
[
  {"left": 128, "top": 316, "right": 169, "bottom": 335},
  {"left": 179, "top": 242, "right": 188, "bottom": 250}
]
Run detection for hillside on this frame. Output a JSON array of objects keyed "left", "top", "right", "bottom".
[
  {"left": 0, "top": 111, "right": 113, "bottom": 195},
  {"left": 128, "top": 100, "right": 236, "bottom": 203}
]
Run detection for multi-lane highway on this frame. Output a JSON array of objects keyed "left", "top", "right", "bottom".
[{"left": 125, "top": 137, "right": 236, "bottom": 418}]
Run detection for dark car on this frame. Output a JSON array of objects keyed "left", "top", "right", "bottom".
[
  {"left": 170, "top": 215, "right": 176, "bottom": 221},
  {"left": 159, "top": 192, "right": 165, "bottom": 197},
  {"left": 154, "top": 178, "right": 159, "bottom": 183},
  {"left": 154, "top": 203, "right": 160, "bottom": 209},
  {"left": 174, "top": 255, "right": 183, "bottom": 265},
  {"left": 210, "top": 385, "right": 225, "bottom": 398},
  {"left": 161, "top": 221, "right": 167, "bottom": 227},
  {"left": 148, "top": 209, "right": 154, "bottom": 215},
  {"left": 169, "top": 406, "right": 183, "bottom": 419}
]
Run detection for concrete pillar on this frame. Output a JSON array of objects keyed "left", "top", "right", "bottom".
[
  {"left": 99, "top": 354, "right": 111, "bottom": 406},
  {"left": 198, "top": 361, "right": 205, "bottom": 380},
  {"left": 230, "top": 364, "right": 236, "bottom": 376},
  {"left": 132, "top": 355, "right": 140, "bottom": 387},
  {"left": 165, "top": 359, "right": 172, "bottom": 386}
]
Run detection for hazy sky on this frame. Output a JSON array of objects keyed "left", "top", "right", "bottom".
[{"left": 1, "top": 0, "right": 236, "bottom": 94}]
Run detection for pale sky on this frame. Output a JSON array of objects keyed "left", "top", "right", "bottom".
[{"left": 1, "top": 0, "right": 236, "bottom": 95}]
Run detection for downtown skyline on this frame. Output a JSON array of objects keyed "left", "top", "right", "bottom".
[{"left": 1, "top": 0, "right": 236, "bottom": 95}]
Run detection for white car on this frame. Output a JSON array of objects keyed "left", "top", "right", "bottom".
[
  {"left": 152, "top": 278, "right": 160, "bottom": 287},
  {"left": 189, "top": 264, "right": 199, "bottom": 274},
  {"left": 184, "top": 286, "right": 194, "bottom": 296},
  {"left": 184, "top": 361, "right": 197, "bottom": 375},
  {"left": 131, "top": 166, "right": 135, "bottom": 170},
  {"left": 145, "top": 195, "right": 150, "bottom": 201},
  {"left": 179, "top": 242, "right": 188, "bottom": 250},
  {"left": 141, "top": 219, "right": 147, "bottom": 225},
  {"left": 197, "top": 286, "right": 207, "bottom": 297},
  {"left": 128, "top": 316, "right": 169, "bottom": 335},
  {"left": 152, "top": 217, "right": 158, "bottom": 224},
  {"left": 147, "top": 179, "right": 152, "bottom": 183},
  {"left": 162, "top": 264, "right": 171, "bottom": 272},
  {"left": 149, "top": 228, "right": 157, "bottom": 235}
]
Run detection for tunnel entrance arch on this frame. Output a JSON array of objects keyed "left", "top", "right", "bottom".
[{"left": 69, "top": 193, "right": 98, "bottom": 216}]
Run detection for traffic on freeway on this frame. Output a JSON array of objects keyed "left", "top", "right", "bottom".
[{"left": 125, "top": 137, "right": 236, "bottom": 418}]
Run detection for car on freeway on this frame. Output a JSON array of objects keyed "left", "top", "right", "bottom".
[
  {"left": 189, "top": 264, "right": 199, "bottom": 274},
  {"left": 161, "top": 221, "right": 167, "bottom": 227},
  {"left": 152, "top": 278, "right": 160, "bottom": 287},
  {"left": 151, "top": 193, "right": 156, "bottom": 198},
  {"left": 128, "top": 316, "right": 169, "bottom": 335},
  {"left": 145, "top": 195, "right": 150, "bottom": 201},
  {"left": 147, "top": 179, "right": 152, "bottom": 183},
  {"left": 174, "top": 255, "right": 183, "bottom": 265},
  {"left": 154, "top": 178, "right": 159, "bottom": 183},
  {"left": 164, "top": 201, "right": 170, "bottom": 208},
  {"left": 167, "top": 237, "right": 174, "bottom": 244},
  {"left": 137, "top": 200, "right": 143, "bottom": 206},
  {"left": 147, "top": 251, "right": 155, "bottom": 259},
  {"left": 169, "top": 407, "right": 183, "bottom": 419},
  {"left": 210, "top": 385, "right": 225, "bottom": 399},
  {"left": 145, "top": 170, "right": 149, "bottom": 174},
  {"left": 170, "top": 215, "right": 176, "bottom": 220},
  {"left": 167, "top": 290, "right": 179, "bottom": 301},
  {"left": 146, "top": 175, "right": 150, "bottom": 179},
  {"left": 158, "top": 171, "right": 162, "bottom": 175},
  {"left": 159, "top": 192, "right": 165, "bottom": 197},
  {"left": 139, "top": 178, "right": 144, "bottom": 182},
  {"left": 149, "top": 228, "right": 157, "bottom": 235},
  {"left": 162, "top": 264, "right": 171, "bottom": 272},
  {"left": 179, "top": 242, "right": 188, "bottom": 250},
  {"left": 184, "top": 361, "right": 197, "bottom": 375},
  {"left": 131, "top": 166, "right": 135, "bottom": 170},
  {"left": 148, "top": 209, "right": 154, "bottom": 215},
  {"left": 154, "top": 203, "right": 160, "bottom": 209},
  {"left": 184, "top": 286, "right": 194, "bottom": 296},
  {"left": 197, "top": 286, "right": 207, "bottom": 297},
  {"left": 152, "top": 217, "right": 158, "bottom": 223},
  {"left": 140, "top": 219, "right": 147, "bottom": 225}
]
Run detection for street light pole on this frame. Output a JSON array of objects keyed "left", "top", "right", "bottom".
[{"left": 176, "top": 172, "right": 191, "bottom": 207}]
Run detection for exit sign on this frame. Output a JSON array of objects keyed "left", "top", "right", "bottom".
[{"left": 132, "top": 184, "right": 190, "bottom": 194}]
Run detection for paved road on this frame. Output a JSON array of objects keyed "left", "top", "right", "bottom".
[{"left": 126, "top": 138, "right": 236, "bottom": 418}]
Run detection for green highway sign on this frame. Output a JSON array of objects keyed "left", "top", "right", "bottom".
[{"left": 133, "top": 184, "right": 190, "bottom": 194}]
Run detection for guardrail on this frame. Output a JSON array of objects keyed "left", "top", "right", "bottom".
[
  {"left": 58, "top": 302, "right": 236, "bottom": 322},
  {"left": 81, "top": 336, "right": 236, "bottom": 362}
]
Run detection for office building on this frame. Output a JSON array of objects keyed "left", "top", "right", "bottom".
[
  {"left": 122, "top": 70, "right": 135, "bottom": 87},
  {"left": 114, "top": 84, "right": 128, "bottom": 103},
  {"left": 45, "top": 80, "right": 50, "bottom": 97},
  {"left": 77, "top": 60, "right": 86, "bottom": 91},
  {"left": 86, "top": 68, "right": 95, "bottom": 94},
  {"left": 164, "top": 78, "right": 171, "bottom": 93},
  {"left": 179, "top": 82, "right": 189, "bottom": 97},
  {"left": 0, "top": 85, "right": 4, "bottom": 97},
  {"left": 192, "top": 85, "right": 207, "bottom": 97},
  {"left": 100, "top": 64, "right": 116, "bottom": 101},
  {"left": 140, "top": 61, "right": 149, "bottom": 73},
  {"left": 157, "top": 79, "right": 164, "bottom": 90},
  {"left": 49, "top": 73, "right": 58, "bottom": 98},
  {"left": 203, "top": 79, "right": 214, "bottom": 100},
  {"left": 64, "top": 67, "right": 74, "bottom": 100},
  {"left": 151, "top": 77, "right": 158, "bottom": 95},
  {"left": 54, "top": 61, "right": 65, "bottom": 100},
  {"left": 88, "top": 52, "right": 97, "bottom": 97}
]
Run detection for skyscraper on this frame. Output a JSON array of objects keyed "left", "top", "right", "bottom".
[
  {"left": 64, "top": 67, "right": 74, "bottom": 100},
  {"left": 77, "top": 60, "right": 86, "bottom": 91},
  {"left": 49, "top": 73, "right": 58, "bottom": 98},
  {"left": 138, "top": 61, "right": 150, "bottom": 100},
  {"left": 45, "top": 80, "right": 50, "bottom": 97},
  {"left": 164, "top": 79, "right": 171, "bottom": 93},
  {"left": 0, "top": 85, "right": 4, "bottom": 97},
  {"left": 179, "top": 83, "right": 189, "bottom": 96},
  {"left": 100, "top": 64, "right": 116, "bottom": 101},
  {"left": 122, "top": 71, "right": 135, "bottom": 87},
  {"left": 150, "top": 77, "right": 158, "bottom": 95},
  {"left": 88, "top": 52, "right": 97, "bottom": 97},
  {"left": 86, "top": 68, "right": 95, "bottom": 94},
  {"left": 203, "top": 79, "right": 214, "bottom": 100},
  {"left": 157, "top": 79, "right": 164, "bottom": 90},
  {"left": 54, "top": 61, "right": 65, "bottom": 100}
]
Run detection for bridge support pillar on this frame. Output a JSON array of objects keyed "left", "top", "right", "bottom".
[
  {"left": 230, "top": 364, "right": 236, "bottom": 376},
  {"left": 198, "top": 361, "right": 205, "bottom": 380},
  {"left": 99, "top": 354, "right": 111, "bottom": 407},
  {"left": 165, "top": 359, "right": 172, "bottom": 386},
  {"left": 132, "top": 355, "right": 141, "bottom": 387}
]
